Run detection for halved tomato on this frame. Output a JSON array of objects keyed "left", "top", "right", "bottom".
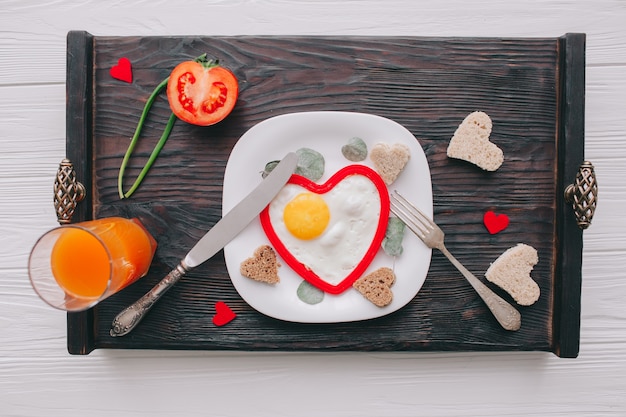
[{"left": 166, "top": 58, "right": 238, "bottom": 126}]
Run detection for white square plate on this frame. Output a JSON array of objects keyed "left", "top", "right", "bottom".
[{"left": 223, "top": 111, "right": 432, "bottom": 323}]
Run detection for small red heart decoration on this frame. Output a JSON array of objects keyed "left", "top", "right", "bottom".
[
  {"left": 484, "top": 210, "right": 509, "bottom": 234},
  {"left": 110, "top": 57, "right": 133, "bottom": 83},
  {"left": 260, "top": 164, "right": 390, "bottom": 295},
  {"left": 212, "top": 301, "right": 236, "bottom": 326}
]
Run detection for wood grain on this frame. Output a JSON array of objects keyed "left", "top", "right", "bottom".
[
  {"left": 63, "top": 32, "right": 584, "bottom": 357},
  {"left": 2, "top": 1, "right": 626, "bottom": 416}
]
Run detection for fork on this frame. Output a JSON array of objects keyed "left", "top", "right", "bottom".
[{"left": 390, "top": 190, "right": 521, "bottom": 331}]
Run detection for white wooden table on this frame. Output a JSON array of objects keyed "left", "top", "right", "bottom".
[{"left": 2, "top": 1, "right": 624, "bottom": 415}]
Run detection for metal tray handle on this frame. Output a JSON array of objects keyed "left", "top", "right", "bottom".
[
  {"left": 54, "top": 159, "right": 86, "bottom": 225},
  {"left": 564, "top": 161, "right": 597, "bottom": 230}
]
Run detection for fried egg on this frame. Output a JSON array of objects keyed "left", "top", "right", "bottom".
[{"left": 267, "top": 174, "right": 382, "bottom": 286}]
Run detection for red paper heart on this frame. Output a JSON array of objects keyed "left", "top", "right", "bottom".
[
  {"left": 212, "top": 301, "right": 236, "bottom": 326},
  {"left": 260, "top": 164, "right": 390, "bottom": 295},
  {"left": 484, "top": 210, "right": 509, "bottom": 234},
  {"left": 110, "top": 57, "right": 133, "bottom": 83}
]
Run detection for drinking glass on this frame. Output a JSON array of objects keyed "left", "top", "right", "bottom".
[{"left": 28, "top": 217, "right": 157, "bottom": 311}]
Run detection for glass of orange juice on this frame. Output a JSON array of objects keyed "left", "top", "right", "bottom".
[{"left": 28, "top": 217, "right": 157, "bottom": 311}]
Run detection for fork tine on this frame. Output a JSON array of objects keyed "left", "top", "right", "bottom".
[
  {"left": 390, "top": 193, "right": 433, "bottom": 241},
  {"left": 390, "top": 190, "right": 434, "bottom": 231},
  {"left": 390, "top": 199, "right": 428, "bottom": 239},
  {"left": 392, "top": 191, "right": 432, "bottom": 224}
]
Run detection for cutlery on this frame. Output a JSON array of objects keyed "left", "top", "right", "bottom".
[
  {"left": 390, "top": 190, "right": 521, "bottom": 331},
  {"left": 110, "top": 152, "right": 298, "bottom": 337}
]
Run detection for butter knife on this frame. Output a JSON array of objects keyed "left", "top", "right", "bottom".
[{"left": 110, "top": 152, "right": 298, "bottom": 337}]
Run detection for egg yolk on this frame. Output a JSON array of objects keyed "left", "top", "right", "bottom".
[{"left": 283, "top": 193, "right": 330, "bottom": 240}]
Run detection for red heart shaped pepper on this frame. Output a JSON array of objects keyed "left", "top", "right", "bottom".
[
  {"left": 260, "top": 164, "right": 390, "bottom": 294},
  {"left": 483, "top": 210, "right": 510, "bottom": 234},
  {"left": 110, "top": 57, "right": 133, "bottom": 83}
]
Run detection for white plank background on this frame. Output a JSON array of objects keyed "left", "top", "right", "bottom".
[{"left": 1, "top": 1, "right": 625, "bottom": 415}]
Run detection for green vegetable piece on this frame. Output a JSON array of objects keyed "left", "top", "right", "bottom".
[
  {"left": 382, "top": 217, "right": 406, "bottom": 257},
  {"left": 118, "top": 54, "right": 209, "bottom": 199},
  {"left": 118, "top": 77, "right": 175, "bottom": 199},
  {"left": 295, "top": 148, "right": 325, "bottom": 181},
  {"left": 261, "top": 160, "right": 280, "bottom": 178},
  {"left": 341, "top": 137, "right": 368, "bottom": 162},
  {"left": 297, "top": 280, "right": 325, "bottom": 305}
]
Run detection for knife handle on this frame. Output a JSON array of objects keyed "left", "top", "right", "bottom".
[{"left": 110, "top": 262, "right": 190, "bottom": 337}]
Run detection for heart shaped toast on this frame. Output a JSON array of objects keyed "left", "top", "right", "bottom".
[
  {"left": 370, "top": 143, "right": 411, "bottom": 185},
  {"left": 240, "top": 244, "right": 280, "bottom": 284},
  {"left": 260, "top": 165, "right": 389, "bottom": 294},
  {"left": 447, "top": 111, "right": 503, "bottom": 171},
  {"left": 485, "top": 243, "right": 540, "bottom": 306},
  {"left": 353, "top": 267, "right": 396, "bottom": 307}
]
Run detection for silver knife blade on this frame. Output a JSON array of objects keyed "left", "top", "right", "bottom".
[
  {"left": 110, "top": 152, "right": 298, "bottom": 337},
  {"left": 184, "top": 151, "right": 298, "bottom": 267}
]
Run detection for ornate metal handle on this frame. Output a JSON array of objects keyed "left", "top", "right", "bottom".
[
  {"left": 54, "top": 158, "right": 86, "bottom": 224},
  {"left": 564, "top": 161, "right": 598, "bottom": 230}
]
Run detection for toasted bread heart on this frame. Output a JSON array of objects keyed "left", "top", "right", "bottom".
[
  {"left": 370, "top": 143, "right": 411, "bottom": 185},
  {"left": 353, "top": 267, "right": 395, "bottom": 307},
  {"left": 485, "top": 243, "right": 540, "bottom": 306},
  {"left": 447, "top": 111, "right": 503, "bottom": 171},
  {"left": 240, "top": 245, "right": 281, "bottom": 284}
]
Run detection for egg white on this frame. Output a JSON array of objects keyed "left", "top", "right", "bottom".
[{"left": 268, "top": 174, "right": 381, "bottom": 286}]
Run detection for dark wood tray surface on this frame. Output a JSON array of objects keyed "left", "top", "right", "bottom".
[{"left": 65, "top": 31, "right": 586, "bottom": 357}]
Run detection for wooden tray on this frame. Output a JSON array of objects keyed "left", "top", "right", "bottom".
[{"left": 65, "top": 31, "right": 586, "bottom": 357}]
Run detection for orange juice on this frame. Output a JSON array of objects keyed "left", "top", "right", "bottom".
[{"left": 50, "top": 218, "right": 157, "bottom": 299}]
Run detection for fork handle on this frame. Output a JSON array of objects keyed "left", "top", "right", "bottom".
[{"left": 439, "top": 246, "right": 521, "bottom": 331}]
